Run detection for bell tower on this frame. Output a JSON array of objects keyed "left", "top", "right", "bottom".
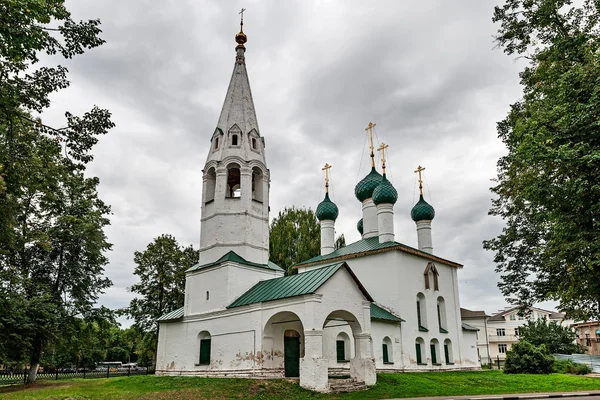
[{"left": 199, "top": 16, "right": 270, "bottom": 265}]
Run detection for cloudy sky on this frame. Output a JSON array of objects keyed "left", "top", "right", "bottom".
[{"left": 42, "top": 0, "right": 558, "bottom": 325}]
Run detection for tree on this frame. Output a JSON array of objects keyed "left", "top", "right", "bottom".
[
  {"left": 518, "top": 318, "right": 585, "bottom": 355},
  {"left": 269, "top": 207, "right": 320, "bottom": 275},
  {"left": 334, "top": 233, "right": 346, "bottom": 250},
  {"left": 484, "top": 0, "right": 600, "bottom": 321},
  {"left": 504, "top": 340, "right": 555, "bottom": 374},
  {"left": 126, "top": 235, "right": 199, "bottom": 366},
  {"left": 0, "top": 119, "right": 112, "bottom": 382}
]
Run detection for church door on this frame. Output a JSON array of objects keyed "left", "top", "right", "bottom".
[{"left": 284, "top": 331, "right": 300, "bottom": 377}]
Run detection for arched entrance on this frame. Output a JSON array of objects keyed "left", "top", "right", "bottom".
[{"left": 262, "top": 311, "right": 304, "bottom": 377}]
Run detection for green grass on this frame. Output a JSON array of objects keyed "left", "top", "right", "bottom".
[{"left": 1, "top": 370, "right": 599, "bottom": 400}]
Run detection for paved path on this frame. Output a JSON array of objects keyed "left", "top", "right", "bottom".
[{"left": 386, "top": 391, "right": 600, "bottom": 400}]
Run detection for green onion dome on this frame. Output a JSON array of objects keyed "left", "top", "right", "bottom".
[
  {"left": 410, "top": 194, "right": 435, "bottom": 221},
  {"left": 357, "top": 218, "right": 363, "bottom": 235},
  {"left": 316, "top": 193, "right": 339, "bottom": 221},
  {"left": 354, "top": 167, "right": 382, "bottom": 202},
  {"left": 372, "top": 173, "right": 398, "bottom": 205}
]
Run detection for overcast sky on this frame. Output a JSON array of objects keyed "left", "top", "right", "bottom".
[{"left": 42, "top": 0, "right": 559, "bottom": 326}]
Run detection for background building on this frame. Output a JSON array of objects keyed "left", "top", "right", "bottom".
[{"left": 572, "top": 321, "right": 600, "bottom": 356}]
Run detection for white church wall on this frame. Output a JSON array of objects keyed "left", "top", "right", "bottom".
[
  {"left": 461, "top": 331, "right": 480, "bottom": 367},
  {"left": 371, "top": 320, "right": 403, "bottom": 369},
  {"left": 185, "top": 263, "right": 281, "bottom": 316}
]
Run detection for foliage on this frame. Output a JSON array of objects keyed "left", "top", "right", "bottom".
[
  {"left": 269, "top": 207, "right": 321, "bottom": 275},
  {"left": 269, "top": 207, "right": 346, "bottom": 275},
  {"left": 334, "top": 233, "right": 346, "bottom": 250},
  {"left": 484, "top": 0, "right": 600, "bottom": 320},
  {"left": 0, "top": 118, "right": 112, "bottom": 381},
  {"left": 126, "top": 235, "right": 199, "bottom": 365},
  {"left": 504, "top": 340, "right": 555, "bottom": 374},
  {"left": 553, "top": 359, "right": 592, "bottom": 375},
  {"left": 518, "top": 318, "right": 585, "bottom": 354},
  {"left": 4, "top": 371, "right": 600, "bottom": 399}
]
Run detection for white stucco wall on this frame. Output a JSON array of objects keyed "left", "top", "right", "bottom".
[{"left": 298, "top": 249, "right": 476, "bottom": 370}]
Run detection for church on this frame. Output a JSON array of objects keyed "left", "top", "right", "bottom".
[{"left": 155, "top": 20, "right": 480, "bottom": 392}]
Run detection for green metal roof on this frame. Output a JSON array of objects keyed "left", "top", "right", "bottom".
[
  {"left": 157, "top": 307, "right": 184, "bottom": 322},
  {"left": 371, "top": 303, "right": 405, "bottom": 323},
  {"left": 316, "top": 192, "right": 339, "bottom": 221},
  {"left": 357, "top": 218, "right": 363, "bottom": 235},
  {"left": 372, "top": 173, "right": 398, "bottom": 205},
  {"left": 228, "top": 262, "right": 373, "bottom": 308},
  {"left": 462, "top": 322, "right": 479, "bottom": 331},
  {"left": 187, "top": 251, "right": 284, "bottom": 273},
  {"left": 294, "top": 236, "right": 462, "bottom": 268},
  {"left": 411, "top": 194, "right": 435, "bottom": 221}
]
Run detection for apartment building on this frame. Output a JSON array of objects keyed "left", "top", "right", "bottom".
[{"left": 572, "top": 321, "right": 600, "bottom": 356}]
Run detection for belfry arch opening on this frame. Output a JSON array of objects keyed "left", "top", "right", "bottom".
[
  {"left": 226, "top": 163, "right": 241, "bottom": 198},
  {"left": 252, "top": 167, "right": 263, "bottom": 202},
  {"left": 204, "top": 167, "right": 216, "bottom": 203}
]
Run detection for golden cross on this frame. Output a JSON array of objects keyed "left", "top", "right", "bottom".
[
  {"left": 239, "top": 8, "right": 246, "bottom": 30},
  {"left": 322, "top": 163, "right": 332, "bottom": 192},
  {"left": 377, "top": 143, "right": 389, "bottom": 173},
  {"left": 365, "top": 122, "right": 376, "bottom": 167},
  {"left": 414, "top": 165, "right": 425, "bottom": 195}
]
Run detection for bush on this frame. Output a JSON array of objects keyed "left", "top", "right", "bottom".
[
  {"left": 553, "top": 359, "right": 592, "bottom": 375},
  {"left": 504, "top": 340, "right": 554, "bottom": 374}
]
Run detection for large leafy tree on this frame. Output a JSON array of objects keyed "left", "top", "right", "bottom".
[
  {"left": 484, "top": 0, "right": 600, "bottom": 320},
  {"left": 518, "top": 318, "right": 585, "bottom": 355},
  {"left": 126, "top": 235, "right": 199, "bottom": 366},
  {"left": 0, "top": 119, "right": 112, "bottom": 382},
  {"left": 0, "top": 0, "right": 114, "bottom": 382}
]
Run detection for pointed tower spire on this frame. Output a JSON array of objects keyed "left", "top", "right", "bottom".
[{"left": 200, "top": 16, "right": 270, "bottom": 265}]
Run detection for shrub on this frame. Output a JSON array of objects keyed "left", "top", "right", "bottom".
[
  {"left": 553, "top": 359, "right": 592, "bottom": 375},
  {"left": 504, "top": 340, "right": 554, "bottom": 374}
]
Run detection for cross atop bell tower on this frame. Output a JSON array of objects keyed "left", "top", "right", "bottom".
[{"left": 200, "top": 16, "right": 270, "bottom": 265}]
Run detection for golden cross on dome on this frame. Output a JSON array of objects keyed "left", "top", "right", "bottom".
[
  {"left": 365, "top": 122, "right": 376, "bottom": 167},
  {"left": 414, "top": 165, "right": 425, "bottom": 195},
  {"left": 322, "top": 163, "right": 332, "bottom": 193},
  {"left": 377, "top": 143, "right": 389, "bottom": 173},
  {"left": 239, "top": 8, "right": 246, "bottom": 30}
]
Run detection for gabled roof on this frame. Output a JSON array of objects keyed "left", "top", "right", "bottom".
[
  {"left": 371, "top": 303, "right": 405, "bottom": 323},
  {"left": 228, "top": 262, "right": 373, "bottom": 308},
  {"left": 461, "top": 308, "right": 489, "bottom": 319},
  {"left": 157, "top": 307, "right": 184, "bottom": 322},
  {"left": 294, "top": 237, "right": 462, "bottom": 269},
  {"left": 488, "top": 306, "right": 565, "bottom": 321},
  {"left": 462, "top": 322, "right": 479, "bottom": 331},
  {"left": 187, "top": 251, "right": 284, "bottom": 273}
]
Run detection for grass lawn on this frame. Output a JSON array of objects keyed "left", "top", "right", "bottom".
[{"left": 1, "top": 371, "right": 600, "bottom": 400}]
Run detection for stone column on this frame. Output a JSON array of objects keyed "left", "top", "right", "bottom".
[
  {"left": 362, "top": 198, "right": 378, "bottom": 239},
  {"left": 416, "top": 220, "right": 433, "bottom": 254},
  {"left": 214, "top": 166, "right": 228, "bottom": 210},
  {"left": 240, "top": 166, "right": 253, "bottom": 209},
  {"left": 320, "top": 220, "right": 335, "bottom": 255},
  {"left": 350, "top": 333, "right": 377, "bottom": 386},
  {"left": 300, "top": 330, "right": 328, "bottom": 392},
  {"left": 377, "top": 203, "right": 394, "bottom": 243}
]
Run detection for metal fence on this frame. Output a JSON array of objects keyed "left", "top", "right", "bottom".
[
  {"left": 0, "top": 367, "right": 153, "bottom": 386},
  {"left": 554, "top": 354, "right": 600, "bottom": 373}
]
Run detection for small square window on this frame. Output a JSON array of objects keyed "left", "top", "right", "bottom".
[{"left": 498, "top": 344, "right": 507, "bottom": 353}]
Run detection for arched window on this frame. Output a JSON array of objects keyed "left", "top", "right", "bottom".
[
  {"left": 415, "top": 337, "right": 425, "bottom": 365},
  {"left": 204, "top": 167, "right": 216, "bottom": 203},
  {"left": 252, "top": 167, "right": 263, "bottom": 202},
  {"left": 437, "top": 296, "right": 448, "bottom": 333},
  {"left": 382, "top": 336, "right": 393, "bottom": 364},
  {"left": 416, "top": 293, "right": 427, "bottom": 331},
  {"left": 430, "top": 339, "right": 440, "bottom": 365},
  {"left": 444, "top": 339, "right": 453, "bottom": 364},
  {"left": 198, "top": 331, "right": 211, "bottom": 366},
  {"left": 424, "top": 262, "right": 439, "bottom": 290},
  {"left": 336, "top": 332, "right": 350, "bottom": 362},
  {"left": 232, "top": 134, "right": 238, "bottom": 146},
  {"left": 226, "top": 163, "right": 241, "bottom": 198}
]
